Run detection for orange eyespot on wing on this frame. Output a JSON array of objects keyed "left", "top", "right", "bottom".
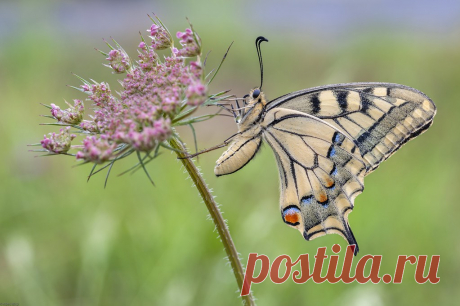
[{"left": 282, "top": 206, "right": 301, "bottom": 226}]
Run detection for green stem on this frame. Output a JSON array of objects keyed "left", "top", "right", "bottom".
[{"left": 169, "top": 137, "right": 255, "bottom": 306}]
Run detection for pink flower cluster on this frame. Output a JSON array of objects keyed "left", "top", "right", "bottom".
[
  {"left": 186, "top": 82, "right": 207, "bottom": 106},
  {"left": 50, "top": 99, "right": 84, "bottom": 124},
  {"left": 40, "top": 20, "right": 208, "bottom": 164},
  {"left": 126, "top": 118, "right": 171, "bottom": 151},
  {"left": 137, "top": 42, "right": 159, "bottom": 70},
  {"left": 81, "top": 82, "right": 111, "bottom": 107},
  {"left": 176, "top": 29, "right": 201, "bottom": 57},
  {"left": 149, "top": 24, "right": 172, "bottom": 50},
  {"left": 41, "top": 127, "right": 76, "bottom": 154},
  {"left": 106, "top": 49, "right": 130, "bottom": 73},
  {"left": 75, "top": 135, "right": 117, "bottom": 164},
  {"left": 80, "top": 120, "right": 99, "bottom": 133}
]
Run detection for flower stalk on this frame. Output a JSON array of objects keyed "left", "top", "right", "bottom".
[{"left": 169, "top": 137, "right": 255, "bottom": 306}]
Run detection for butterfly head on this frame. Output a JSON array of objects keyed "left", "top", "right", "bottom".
[
  {"left": 231, "top": 37, "right": 269, "bottom": 126},
  {"left": 248, "top": 88, "right": 267, "bottom": 106}
]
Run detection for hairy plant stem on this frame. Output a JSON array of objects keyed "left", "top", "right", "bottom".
[{"left": 169, "top": 137, "right": 255, "bottom": 306}]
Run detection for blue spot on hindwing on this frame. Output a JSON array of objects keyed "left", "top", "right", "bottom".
[
  {"left": 328, "top": 147, "right": 336, "bottom": 157},
  {"left": 330, "top": 165, "right": 338, "bottom": 176},
  {"left": 334, "top": 133, "right": 340, "bottom": 143},
  {"left": 319, "top": 199, "right": 329, "bottom": 208},
  {"left": 333, "top": 132, "right": 344, "bottom": 145},
  {"left": 301, "top": 195, "right": 313, "bottom": 206},
  {"left": 284, "top": 207, "right": 300, "bottom": 215}
]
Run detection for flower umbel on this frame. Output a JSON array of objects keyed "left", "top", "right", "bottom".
[
  {"left": 32, "top": 15, "right": 255, "bottom": 305},
  {"left": 34, "top": 16, "right": 226, "bottom": 176}
]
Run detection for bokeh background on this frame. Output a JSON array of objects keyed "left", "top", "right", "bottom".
[{"left": 1, "top": 0, "right": 459, "bottom": 305}]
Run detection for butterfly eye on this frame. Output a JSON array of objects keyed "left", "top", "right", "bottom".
[{"left": 252, "top": 89, "right": 260, "bottom": 99}]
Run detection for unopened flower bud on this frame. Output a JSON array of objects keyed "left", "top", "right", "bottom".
[
  {"left": 106, "top": 49, "right": 131, "bottom": 73},
  {"left": 81, "top": 82, "right": 112, "bottom": 106},
  {"left": 50, "top": 104, "right": 63, "bottom": 120},
  {"left": 41, "top": 127, "right": 76, "bottom": 154},
  {"left": 149, "top": 24, "right": 172, "bottom": 50},
  {"left": 176, "top": 28, "right": 201, "bottom": 57},
  {"left": 50, "top": 99, "right": 84, "bottom": 124}
]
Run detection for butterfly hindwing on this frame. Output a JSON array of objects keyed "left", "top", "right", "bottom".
[
  {"left": 262, "top": 108, "right": 366, "bottom": 252},
  {"left": 267, "top": 83, "right": 436, "bottom": 174}
]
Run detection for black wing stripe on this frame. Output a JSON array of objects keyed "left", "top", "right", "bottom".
[
  {"left": 265, "top": 130, "right": 312, "bottom": 171},
  {"left": 268, "top": 82, "right": 433, "bottom": 110},
  {"left": 264, "top": 134, "right": 288, "bottom": 188},
  {"left": 275, "top": 152, "right": 288, "bottom": 189},
  {"left": 335, "top": 91, "right": 349, "bottom": 113},
  {"left": 290, "top": 160, "right": 299, "bottom": 196},
  {"left": 273, "top": 127, "right": 331, "bottom": 143},
  {"left": 305, "top": 227, "right": 347, "bottom": 240}
]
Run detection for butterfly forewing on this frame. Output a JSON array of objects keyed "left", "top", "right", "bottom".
[
  {"left": 262, "top": 108, "right": 366, "bottom": 252},
  {"left": 267, "top": 83, "right": 437, "bottom": 174}
]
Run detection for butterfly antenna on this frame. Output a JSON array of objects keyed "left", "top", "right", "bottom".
[{"left": 255, "top": 36, "right": 269, "bottom": 90}]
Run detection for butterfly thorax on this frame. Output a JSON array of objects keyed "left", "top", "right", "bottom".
[
  {"left": 237, "top": 89, "right": 267, "bottom": 131},
  {"left": 214, "top": 89, "right": 267, "bottom": 176}
]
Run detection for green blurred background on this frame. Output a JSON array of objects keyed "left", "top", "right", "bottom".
[{"left": 1, "top": 0, "right": 459, "bottom": 305}]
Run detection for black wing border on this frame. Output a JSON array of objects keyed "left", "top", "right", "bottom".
[{"left": 266, "top": 82, "right": 436, "bottom": 112}]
